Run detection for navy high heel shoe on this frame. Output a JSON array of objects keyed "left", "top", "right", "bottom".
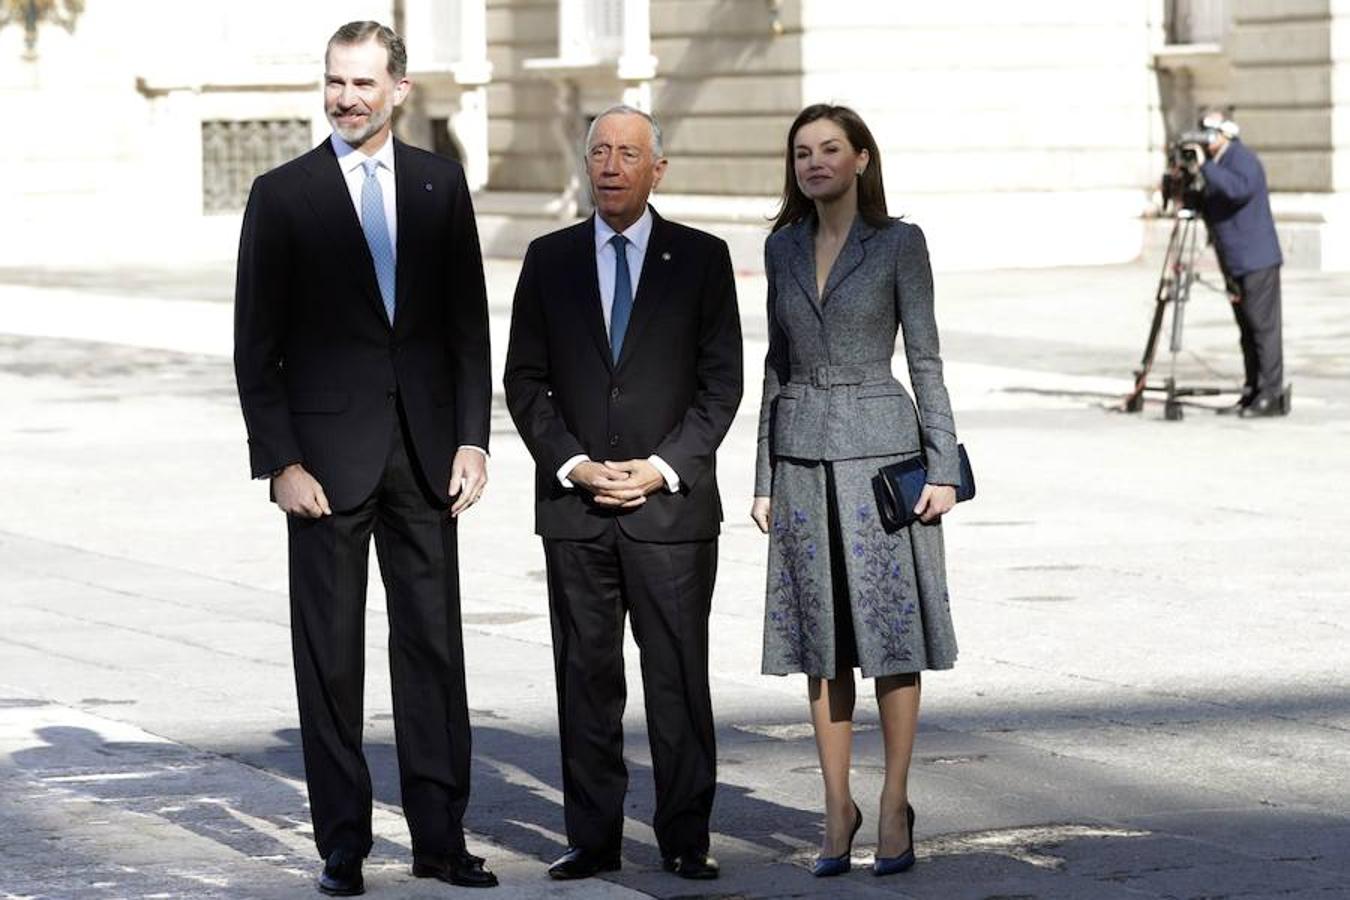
[
  {"left": 811, "top": 802, "right": 862, "bottom": 877},
  {"left": 872, "top": 803, "right": 916, "bottom": 876}
]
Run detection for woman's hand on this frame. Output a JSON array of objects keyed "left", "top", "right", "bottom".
[
  {"left": 914, "top": 483, "right": 957, "bottom": 524},
  {"left": 750, "top": 496, "right": 772, "bottom": 534}
]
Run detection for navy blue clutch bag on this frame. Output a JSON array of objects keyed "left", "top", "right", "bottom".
[{"left": 875, "top": 444, "right": 975, "bottom": 530}]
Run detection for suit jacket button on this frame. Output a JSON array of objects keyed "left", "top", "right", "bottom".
[
  {"left": 386, "top": 388, "right": 397, "bottom": 400},
  {"left": 610, "top": 387, "right": 620, "bottom": 399},
  {"left": 609, "top": 435, "right": 619, "bottom": 447}
]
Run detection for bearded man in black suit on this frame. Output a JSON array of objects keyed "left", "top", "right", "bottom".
[
  {"left": 504, "top": 105, "right": 743, "bottom": 881},
  {"left": 234, "top": 20, "right": 496, "bottom": 895}
]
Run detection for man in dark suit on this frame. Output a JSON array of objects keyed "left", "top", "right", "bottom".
[
  {"left": 1185, "top": 109, "right": 1288, "bottom": 417},
  {"left": 234, "top": 21, "right": 497, "bottom": 895},
  {"left": 503, "top": 105, "right": 742, "bottom": 881}
]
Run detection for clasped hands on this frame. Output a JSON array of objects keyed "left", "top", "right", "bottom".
[{"left": 571, "top": 459, "right": 665, "bottom": 508}]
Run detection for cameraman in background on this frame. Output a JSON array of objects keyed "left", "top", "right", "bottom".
[{"left": 1182, "top": 109, "right": 1289, "bottom": 417}]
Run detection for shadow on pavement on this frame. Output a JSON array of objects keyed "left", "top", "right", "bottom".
[
  {"left": 242, "top": 723, "right": 827, "bottom": 871},
  {"left": 6, "top": 704, "right": 1349, "bottom": 898}
]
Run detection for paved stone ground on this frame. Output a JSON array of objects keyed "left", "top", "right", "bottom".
[{"left": 0, "top": 251, "right": 1347, "bottom": 899}]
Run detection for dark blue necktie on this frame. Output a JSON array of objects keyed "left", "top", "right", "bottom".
[
  {"left": 609, "top": 233, "right": 633, "bottom": 361},
  {"left": 360, "top": 159, "right": 396, "bottom": 323}
]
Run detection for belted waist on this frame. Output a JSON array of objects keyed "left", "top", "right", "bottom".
[{"left": 788, "top": 360, "right": 893, "bottom": 388}]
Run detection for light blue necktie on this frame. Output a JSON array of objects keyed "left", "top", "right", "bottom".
[
  {"left": 609, "top": 233, "right": 633, "bottom": 362},
  {"left": 360, "top": 159, "right": 396, "bottom": 323}
]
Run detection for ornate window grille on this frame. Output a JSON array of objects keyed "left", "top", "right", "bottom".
[{"left": 201, "top": 119, "right": 311, "bottom": 213}]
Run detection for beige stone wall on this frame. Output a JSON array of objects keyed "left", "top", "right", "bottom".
[
  {"left": 2, "top": 0, "right": 176, "bottom": 224},
  {"left": 0, "top": 0, "right": 380, "bottom": 263},
  {"left": 793, "top": 2, "right": 1165, "bottom": 267},
  {"left": 478, "top": 2, "right": 1182, "bottom": 266},
  {"left": 648, "top": 0, "right": 802, "bottom": 196},
  {"left": 485, "top": 0, "right": 565, "bottom": 190},
  {"left": 1157, "top": 0, "right": 1350, "bottom": 267},
  {"left": 10, "top": 0, "right": 1350, "bottom": 268},
  {"left": 1227, "top": 0, "right": 1334, "bottom": 192},
  {"left": 484, "top": 0, "right": 803, "bottom": 195}
]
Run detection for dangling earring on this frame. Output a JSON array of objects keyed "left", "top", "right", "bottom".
[{"left": 856, "top": 168, "right": 864, "bottom": 177}]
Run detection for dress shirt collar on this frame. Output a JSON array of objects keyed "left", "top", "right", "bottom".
[
  {"left": 331, "top": 132, "right": 397, "bottom": 176},
  {"left": 594, "top": 206, "right": 653, "bottom": 256}
]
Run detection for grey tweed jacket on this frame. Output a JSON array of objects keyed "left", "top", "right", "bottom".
[{"left": 754, "top": 215, "right": 959, "bottom": 496}]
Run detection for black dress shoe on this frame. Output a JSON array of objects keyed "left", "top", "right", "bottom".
[
  {"left": 1238, "top": 394, "right": 1286, "bottom": 418},
  {"left": 1216, "top": 394, "right": 1252, "bottom": 415},
  {"left": 318, "top": 849, "right": 364, "bottom": 896},
  {"left": 547, "top": 846, "right": 621, "bottom": 880},
  {"left": 412, "top": 850, "right": 499, "bottom": 888},
  {"left": 661, "top": 853, "right": 720, "bottom": 880}
]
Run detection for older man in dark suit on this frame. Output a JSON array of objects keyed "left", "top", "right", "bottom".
[
  {"left": 234, "top": 21, "right": 496, "bottom": 895},
  {"left": 504, "top": 105, "right": 742, "bottom": 881}
]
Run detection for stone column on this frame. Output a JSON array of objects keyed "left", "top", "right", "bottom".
[
  {"left": 618, "top": 0, "right": 657, "bottom": 111},
  {"left": 1226, "top": 0, "right": 1350, "bottom": 267},
  {"left": 452, "top": 0, "right": 493, "bottom": 190}
]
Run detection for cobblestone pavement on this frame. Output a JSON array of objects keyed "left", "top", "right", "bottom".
[{"left": 1, "top": 255, "right": 1347, "bottom": 899}]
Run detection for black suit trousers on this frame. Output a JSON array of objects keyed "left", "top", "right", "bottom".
[
  {"left": 1227, "top": 264, "right": 1284, "bottom": 400},
  {"left": 287, "top": 411, "right": 470, "bottom": 859},
  {"left": 543, "top": 523, "right": 718, "bottom": 859}
]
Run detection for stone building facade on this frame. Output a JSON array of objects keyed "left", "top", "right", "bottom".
[{"left": 1, "top": 1, "right": 1346, "bottom": 270}]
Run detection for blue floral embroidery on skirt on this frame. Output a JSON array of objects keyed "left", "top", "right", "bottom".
[
  {"left": 770, "top": 506, "right": 822, "bottom": 673},
  {"left": 850, "top": 504, "right": 915, "bottom": 668}
]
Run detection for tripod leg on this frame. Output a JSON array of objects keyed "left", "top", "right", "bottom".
[
  {"left": 1164, "top": 375, "right": 1183, "bottom": 421},
  {"left": 1126, "top": 219, "right": 1183, "bottom": 411},
  {"left": 1168, "top": 272, "right": 1187, "bottom": 352},
  {"left": 1170, "top": 217, "right": 1200, "bottom": 354}
]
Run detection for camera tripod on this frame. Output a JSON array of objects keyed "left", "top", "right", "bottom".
[{"left": 1122, "top": 209, "right": 1237, "bottom": 420}]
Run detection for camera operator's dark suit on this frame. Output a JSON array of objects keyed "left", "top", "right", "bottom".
[{"left": 1198, "top": 139, "right": 1284, "bottom": 406}]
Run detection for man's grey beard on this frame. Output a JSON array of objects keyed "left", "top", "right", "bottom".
[{"left": 329, "top": 104, "right": 392, "bottom": 147}]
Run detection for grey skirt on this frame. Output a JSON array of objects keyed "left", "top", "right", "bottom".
[{"left": 761, "top": 453, "right": 958, "bottom": 679}]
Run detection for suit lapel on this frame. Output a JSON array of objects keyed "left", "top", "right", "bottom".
[
  {"left": 574, "top": 217, "right": 614, "bottom": 370},
  {"left": 787, "top": 220, "right": 821, "bottom": 319},
  {"left": 299, "top": 139, "right": 390, "bottom": 329},
  {"left": 821, "top": 216, "right": 875, "bottom": 306},
  {"left": 392, "top": 140, "right": 421, "bottom": 329},
  {"left": 615, "top": 209, "right": 675, "bottom": 371}
]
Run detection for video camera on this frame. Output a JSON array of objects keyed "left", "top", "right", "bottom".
[{"left": 1161, "top": 127, "right": 1217, "bottom": 212}]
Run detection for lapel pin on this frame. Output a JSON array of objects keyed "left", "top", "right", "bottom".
[
  {"left": 424, "top": 182, "right": 433, "bottom": 191},
  {"left": 661, "top": 251, "right": 671, "bottom": 261}
]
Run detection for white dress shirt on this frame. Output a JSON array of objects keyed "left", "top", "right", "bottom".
[
  {"left": 594, "top": 205, "right": 652, "bottom": 331},
  {"left": 331, "top": 133, "right": 397, "bottom": 258},
  {"left": 557, "top": 206, "right": 679, "bottom": 492},
  {"left": 328, "top": 132, "right": 486, "bottom": 460}
]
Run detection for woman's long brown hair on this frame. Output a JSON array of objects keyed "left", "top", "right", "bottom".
[{"left": 771, "top": 103, "right": 891, "bottom": 233}]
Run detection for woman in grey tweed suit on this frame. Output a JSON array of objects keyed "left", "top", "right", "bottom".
[{"left": 750, "top": 105, "right": 961, "bottom": 877}]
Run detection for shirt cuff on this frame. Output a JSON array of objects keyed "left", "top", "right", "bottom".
[
  {"left": 648, "top": 454, "right": 680, "bottom": 493},
  {"left": 557, "top": 454, "right": 590, "bottom": 489},
  {"left": 457, "top": 445, "right": 489, "bottom": 457}
]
